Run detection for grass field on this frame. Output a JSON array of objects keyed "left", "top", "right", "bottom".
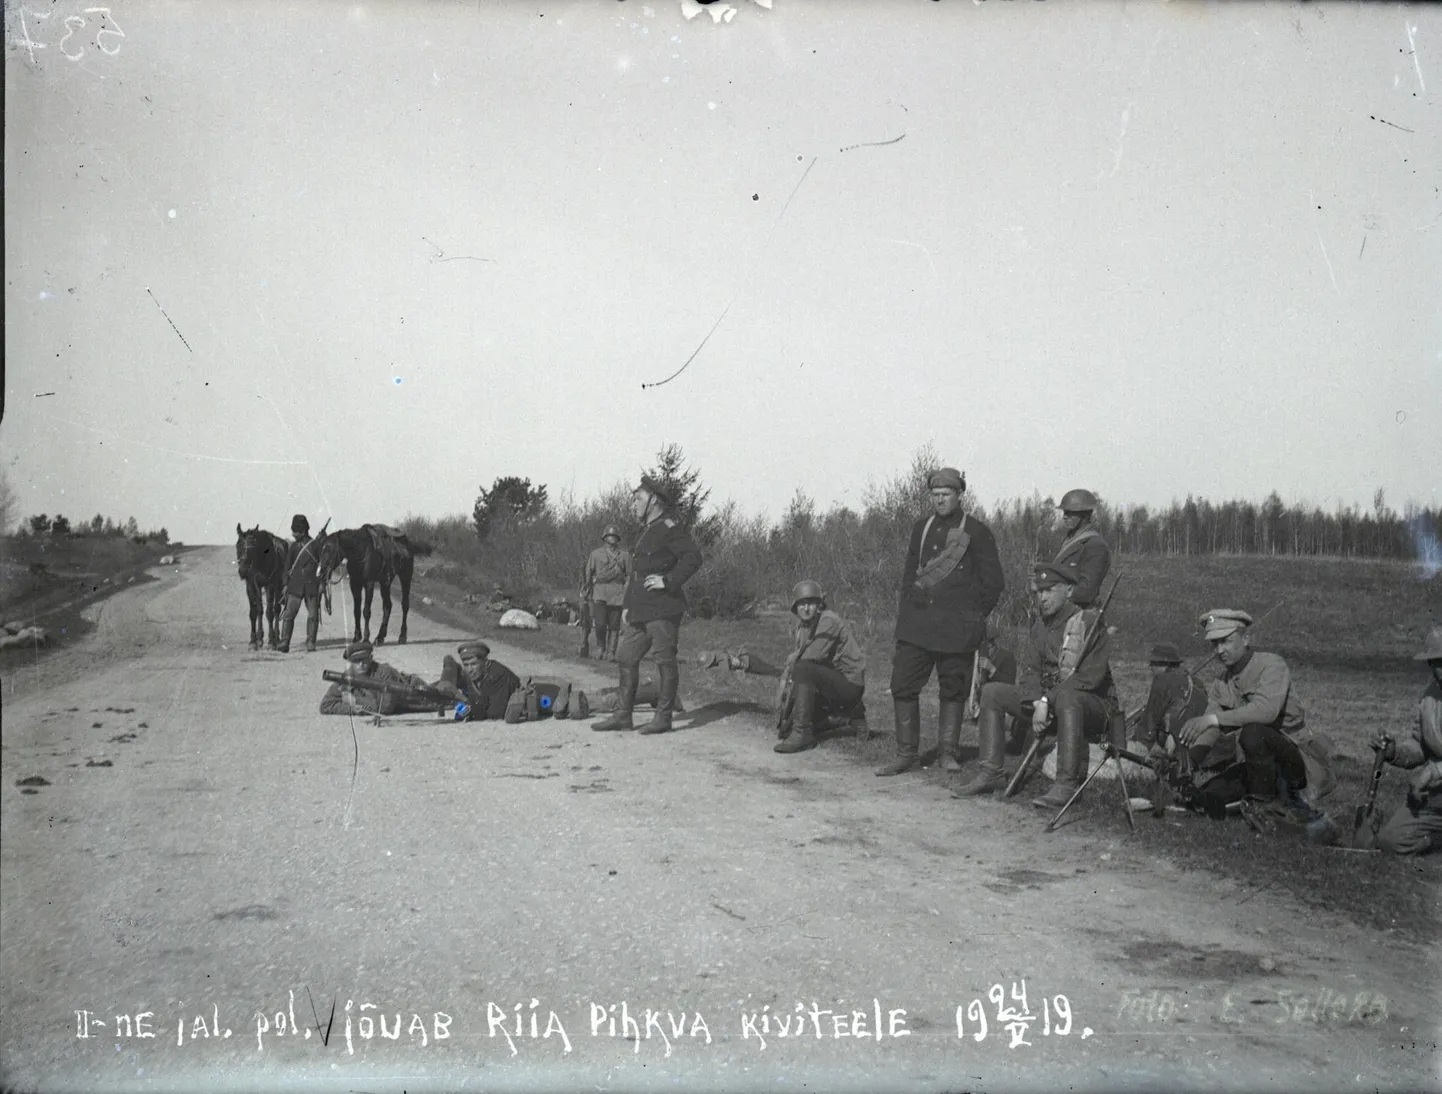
[{"left": 413, "top": 552, "right": 1441, "bottom": 939}]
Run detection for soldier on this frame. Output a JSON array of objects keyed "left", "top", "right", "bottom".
[
  {"left": 878, "top": 467, "right": 1005, "bottom": 776},
  {"left": 442, "top": 639, "right": 523, "bottom": 722},
  {"left": 591, "top": 476, "right": 703, "bottom": 735},
  {"left": 774, "top": 580, "right": 868, "bottom": 755},
  {"left": 320, "top": 641, "right": 445, "bottom": 716},
  {"left": 1135, "top": 642, "right": 1214, "bottom": 758},
  {"left": 955, "top": 564, "right": 1117, "bottom": 805},
  {"left": 1363, "top": 626, "right": 1442, "bottom": 855},
  {"left": 278, "top": 514, "right": 323, "bottom": 653},
  {"left": 583, "top": 525, "right": 632, "bottom": 661},
  {"left": 1178, "top": 609, "right": 1335, "bottom": 839},
  {"left": 1052, "top": 489, "right": 1111, "bottom": 608}
]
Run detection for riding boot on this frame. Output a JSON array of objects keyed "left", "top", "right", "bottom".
[
  {"left": 1033, "top": 711, "right": 1087, "bottom": 809},
  {"left": 938, "top": 700, "right": 965, "bottom": 772},
  {"left": 876, "top": 699, "right": 921, "bottom": 776},
  {"left": 277, "top": 615, "right": 295, "bottom": 654},
  {"left": 954, "top": 707, "right": 1008, "bottom": 796},
  {"left": 775, "top": 682, "right": 819, "bottom": 753},
  {"left": 640, "top": 662, "right": 678, "bottom": 734},
  {"left": 607, "top": 630, "right": 620, "bottom": 661},
  {"left": 579, "top": 629, "right": 591, "bottom": 659},
  {"left": 592, "top": 663, "right": 638, "bottom": 731},
  {"left": 304, "top": 608, "right": 319, "bottom": 653}
]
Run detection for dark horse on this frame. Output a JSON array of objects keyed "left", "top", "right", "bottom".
[
  {"left": 235, "top": 524, "right": 288, "bottom": 650},
  {"left": 316, "top": 525, "right": 432, "bottom": 645}
]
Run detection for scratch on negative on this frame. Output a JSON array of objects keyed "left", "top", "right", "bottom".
[
  {"left": 1406, "top": 22, "right": 1425, "bottom": 92},
  {"left": 1316, "top": 233, "right": 1340, "bottom": 297},
  {"left": 840, "top": 132, "right": 905, "bottom": 154}
]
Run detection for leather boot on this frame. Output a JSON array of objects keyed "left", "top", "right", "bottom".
[
  {"left": 938, "top": 700, "right": 965, "bottom": 772},
  {"left": 579, "top": 629, "right": 591, "bottom": 658},
  {"left": 277, "top": 615, "right": 295, "bottom": 654},
  {"left": 954, "top": 707, "right": 1008, "bottom": 796},
  {"left": 876, "top": 699, "right": 921, "bottom": 776},
  {"left": 639, "top": 662, "right": 678, "bottom": 734},
  {"left": 1033, "top": 710, "right": 1087, "bottom": 809},
  {"left": 592, "top": 663, "right": 638, "bottom": 731},
  {"left": 304, "top": 608, "right": 320, "bottom": 653},
  {"left": 775, "top": 682, "right": 818, "bottom": 753}
]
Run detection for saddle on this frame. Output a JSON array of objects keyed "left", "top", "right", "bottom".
[{"left": 363, "top": 524, "right": 410, "bottom": 571}]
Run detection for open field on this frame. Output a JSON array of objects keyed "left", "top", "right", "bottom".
[{"left": 413, "top": 552, "right": 1442, "bottom": 941}]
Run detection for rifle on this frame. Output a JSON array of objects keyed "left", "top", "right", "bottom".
[
  {"left": 321, "top": 670, "right": 462, "bottom": 716},
  {"left": 1004, "top": 571, "right": 1123, "bottom": 799},
  {"left": 775, "top": 659, "right": 797, "bottom": 739},
  {"left": 1352, "top": 740, "right": 1389, "bottom": 844}
]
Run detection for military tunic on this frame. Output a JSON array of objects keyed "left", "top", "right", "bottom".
[
  {"left": 454, "top": 659, "right": 522, "bottom": 722},
  {"left": 622, "top": 518, "right": 703, "bottom": 623},
  {"left": 793, "top": 609, "right": 867, "bottom": 687},
  {"left": 894, "top": 510, "right": 1004, "bottom": 654},
  {"left": 319, "top": 662, "right": 432, "bottom": 716},
  {"left": 585, "top": 544, "right": 633, "bottom": 606},
  {"left": 284, "top": 534, "right": 323, "bottom": 597},
  {"left": 1375, "top": 680, "right": 1442, "bottom": 855},
  {"left": 1052, "top": 524, "right": 1111, "bottom": 608}
]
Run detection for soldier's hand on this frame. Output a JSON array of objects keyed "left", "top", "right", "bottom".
[
  {"left": 643, "top": 574, "right": 666, "bottom": 591},
  {"left": 1367, "top": 731, "right": 1394, "bottom": 760},
  {"left": 1031, "top": 699, "right": 1050, "bottom": 733},
  {"left": 1408, "top": 764, "right": 1440, "bottom": 800},
  {"left": 1178, "top": 715, "right": 1213, "bottom": 747}
]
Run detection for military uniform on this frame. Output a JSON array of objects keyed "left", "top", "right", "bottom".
[
  {"left": 1371, "top": 628, "right": 1442, "bottom": 855},
  {"left": 319, "top": 641, "right": 438, "bottom": 716},
  {"left": 592, "top": 477, "right": 703, "bottom": 734},
  {"left": 1052, "top": 489, "right": 1111, "bottom": 608},
  {"left": 442, "top": 641, "right": 522, "bottom": 722},
  {"left": 1135, "top": 644, "right": 1221, "bottom": 761},
  {"left": 279, "top": 514, "right": 323, "bottom": 653},
  {"left": 956, "top": 565, "right": 1116, "bottom": 803},
  {"left": 775, "top": 581, "right": 867, "bottom": 754},
  {"left": 880, "top": 468, "right": 1005, "bottom": 775},
  {"left": 584, "top": 533, "right": 632, "bottom": 660}
]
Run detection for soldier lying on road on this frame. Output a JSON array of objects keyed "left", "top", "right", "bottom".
[
  {"left": 1359, "top": 626, "right": 1442, "bottom": 855},
  {"left": 320, "top": 641, "right": 450, "bottom": 716},
  {"left": 442, "top": 640, "right": 522, "bottom": 722},
  {"left": 774, "top": 580, "right": 868, "bottom": 755}
]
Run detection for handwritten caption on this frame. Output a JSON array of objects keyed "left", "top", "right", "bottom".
[
  {"left": 8, "top": 6, "right": 125, "bottom": 64},
  {"left": 74, "top": 982, "right": 1088, "bottom": 1057},
  {"left": 1117, "top": 987, "right": 1390, "bottom": 1028}
]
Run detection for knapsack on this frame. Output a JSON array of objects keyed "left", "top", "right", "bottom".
[{"left": 503, "top": 677, "right": 591, "bottom": 724}]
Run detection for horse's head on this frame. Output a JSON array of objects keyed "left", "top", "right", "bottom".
[
  {"left": 237, "top": 526, "right": 270, "bottom": 580},
  {"left": 317, "top": 536, "right": 343, "bottom": 585}
]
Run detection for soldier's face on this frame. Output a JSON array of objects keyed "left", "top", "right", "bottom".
[
  {"left": 630, "top": 490, "right": 653, "bottom": 521},
  {"left": 603, "top": 535, "right": 620, "bottom": 547},
  {"left": 1061, "top": 511, "right": 1087, "bottom": 534},
  {"left": 930, "top": 488, "right": 960, "bottom": 517},
  {"left": 461, "top": 653, "right": 486, "bottom": 679},
  {"left": 794, "top": 599, "right": 822, "bottom": 622},
  {"left": 350, "top": 656, "right": 375, "bottom": 675},
  {"left": 1212, "top": 631, "right": 1249, "bottom": 667},
  {"left": 1035, "top": 584, "right": 1069, "bottom": 616}
]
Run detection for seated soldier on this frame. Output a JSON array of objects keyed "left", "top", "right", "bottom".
[
  {"left": 1133, "top": 641, "right": 1233, "bottom": 809},
  {"left": 441, "top": 639, "right": 522, "bottom": 722},
  {"left": 954, "top": 564, "right": 1117, "bottom": 806},
  {"left": 1363, "top": 626, "right": 1442, "bottom": 855},
  {"left": 775, "top": 580, "right": 868, "bottom": 754},
  {"left": 320, "top": 641, "right": 448, "bottom": 716},
  {"left": 970, "top": 621, "right": 1023, "bottom": 751},
  {"left": 1178, "top": 609, "right": 1335, "bottom": 840}
]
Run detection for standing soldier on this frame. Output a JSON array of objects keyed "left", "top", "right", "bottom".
[
  {"left": 1053, "top": 489, "right": 1111, "bottom": 608},
  {"left": 1363, "top": 626, "right": 1442, "bottom": 855},
  {"left": 774, "top": 580, "right": 867, "bottom": 755},
  {"left": 278, "top": 514, "right": 323, "bottom": 653},
  {"left": 955, "top": 565, "right": 1117, "bottom": 804},
  {"left": 591, "top": 476, "right": 703, "bottom": 735},
  {"left": 583, "top": 525, "right": 632, "bottom": 661},
  {"left": 877, "top": 467, "right": 1005, "bottom": 777}
]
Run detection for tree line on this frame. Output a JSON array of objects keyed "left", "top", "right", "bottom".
[{"left": 13, "top": 512, "right": 171, "bottom": 545}]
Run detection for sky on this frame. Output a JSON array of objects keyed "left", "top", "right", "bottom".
[{"left": 4, "top": 0, "right": 1440, "bottom": 545}]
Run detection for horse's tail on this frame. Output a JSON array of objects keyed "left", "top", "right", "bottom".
[{"left": 408, "top": 539, "right": 434, "bottom": 557}]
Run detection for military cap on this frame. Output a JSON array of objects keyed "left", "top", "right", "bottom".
[
  {"left": 1059, "top": 488, "right": 1098, "bottom": 513},
  {"left": 1200, "top": 609, "right": 1253, "bottom": 641},
  {"left": 291, "top": 513, "right": 310, "bottom": 535},
  {"left": 1415, "top": 625, "right": 1442, "bottom": 662},
  {"left": 1147, "top": 642, "right": 1184, "bottom": 665},
  {"left": 1030, "top": 563, "right": 1076, "bottom": 590},
  {"left": 637, "top": 475, "right": 673, "bottom": 506},
  {"left": 928, "top": 467, "right": 965, "bottom": 492},
  {"left": 602, "top": 525, "right": 622, "bottom": 541},
  {"left": 343, "top": 640, "right": 374, "bottom": 662},
  {"left": 457, "top": 639, "right": 490, "bottom": 658}
]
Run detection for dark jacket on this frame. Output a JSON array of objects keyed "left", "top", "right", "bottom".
[
  {"left": 1137, "top": 667, "right": 1207, "bottom": 747},
  {"left": 284, "top": 534, "right": 322, "bottom": 598},
  {"left": 1016, "top": 602, "right": 1116, "bottom": 705},
  {"left": 894, "top": 510, "right": 1005, "bottom": 653},
  {"left": 622, "top": 517, "right": 703, "bottom": 624},
  {"left": 456, "top": 660, "right": 522, "bottom": 722},
  {"left": 1053, "top": 525, "right": 1111, "bottom": 608}
]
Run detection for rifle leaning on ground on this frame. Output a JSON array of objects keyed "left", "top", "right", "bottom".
[
  {"left": 320, "top": 670, "right": 464, "bottom": 717},
  {"left": 1003, "top": 571, "right": 1124, "bottom": 799}
]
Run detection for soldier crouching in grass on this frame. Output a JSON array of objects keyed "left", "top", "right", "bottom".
[
  {"left": 320, "top": 641, "right": 449, "bottom": 716},
  {"left": 774, "top": 581, "right": 868, "bottom": 755},
  {"left": 591, "top": 476, "right": 703, "bottom": 735},
  {"left": 1360, "top": 626, "right": 1442, "bottom": 855},
  {"left": 955, "top": 565, "right": 1117, "bottom": 805},
  {"left": 877, "top": 467, "right": 1005, "bottom": 777},
  {"left": 1179, "top": 609, "right": 1337, "bottom": 841}
]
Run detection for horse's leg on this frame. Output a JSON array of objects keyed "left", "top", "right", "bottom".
[
  {"left": 363, "top": 582, "right": 375, "bottom": 643},
  {"left": 268, "top": 581, "right": 284, "bottom": 648},
  {"left": 375, "top": 577, "right": 392, "bottom": 646},
  {"left": 350, "top": 576, "right": 364, "bottom": 642},
  {"left": 397, "top": 563, "right": 411, "bottom": 644},
  {"left": 247, "top": 582, "right": 261, "bottom": 649}
]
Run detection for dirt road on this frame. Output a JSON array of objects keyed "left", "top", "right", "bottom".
[{"left": 2, "top": 548, "right": 1436, "bottom": 1093}]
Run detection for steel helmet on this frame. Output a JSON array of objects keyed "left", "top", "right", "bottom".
[
  {"left": 790, "top": 580, "right": 826, "bottom": 614},
  {"left": 602, "top": 525, "right": 621, "bottom": 541},
  {"left": 1058, "top": 488, "right": 1098, "bottom": 513}
]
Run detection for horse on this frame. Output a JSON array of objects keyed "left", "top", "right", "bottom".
[
  {"left": 235, "top": 524, "right": 288, "bottom": 650},
  {"left": 316, "top": 525, "right": 432, "bottom": 645}
]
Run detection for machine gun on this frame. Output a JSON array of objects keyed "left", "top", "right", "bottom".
[
  {"left": 321, "top": 670, "right": 464, "bottom": 717},
  {"left": 1004, "top": 572, "right": 1123, "bottom": 799}
]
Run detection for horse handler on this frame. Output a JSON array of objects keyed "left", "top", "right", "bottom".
[
  {"left": 279, "top": 514, "right": 323, "bottom": 654},
  {"left": 591, "top": 477, "right": 703, "bottom": 735}
]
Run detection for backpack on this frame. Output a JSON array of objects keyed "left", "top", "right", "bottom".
[{"left": 503, "top": 677, "right": 591, "bottom": 723}]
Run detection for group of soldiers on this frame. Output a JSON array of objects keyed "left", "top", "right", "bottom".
[{"left": 301, "top": 468, "right": 1440, "bottom": 858}]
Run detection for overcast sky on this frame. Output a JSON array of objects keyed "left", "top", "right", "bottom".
[{"left": 4, "top": 0, "right": 1439, "bottom": 544}]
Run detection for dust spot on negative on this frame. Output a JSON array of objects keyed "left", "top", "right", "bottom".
[
  {"left": 85, "top": 759, "right": 114, "bottom": 768},
  {"left": 213, "top": 904, "right": 280, "bottom": 922}
]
